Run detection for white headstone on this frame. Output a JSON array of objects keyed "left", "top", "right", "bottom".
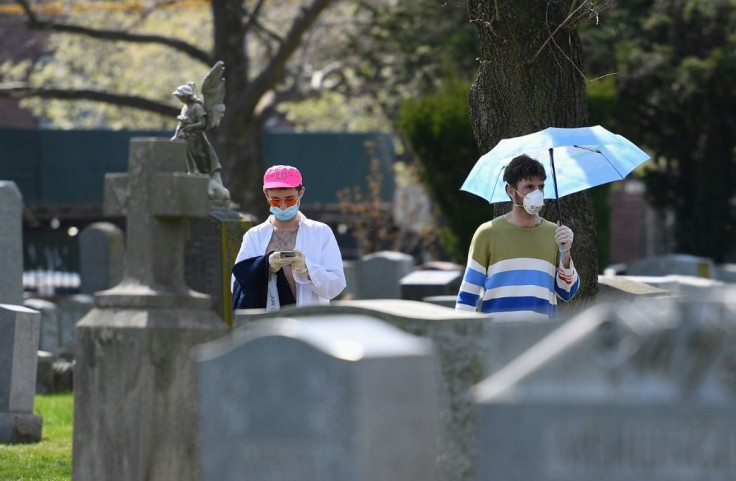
[
  {"left": 474, "top": 288, "right": 736, "bottom": 481},
  {"left": 195, "top": 314, "right": 440, "bottom": 481},
  {"left": 234, "top": 300, "right": 490, "bottom": 481},
  {"left": 0, "top": 182, "right": 23, "bottom": 305}
]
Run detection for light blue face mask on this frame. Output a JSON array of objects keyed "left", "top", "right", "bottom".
[{"left": 270, "top": 202, "right": 299, "bottom": 221}]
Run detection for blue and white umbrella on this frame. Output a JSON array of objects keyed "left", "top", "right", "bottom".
[{"left": 460, "top": 125, "right": 650, "bottom": 213}]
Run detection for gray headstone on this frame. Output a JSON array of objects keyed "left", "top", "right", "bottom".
[
  {"left": 474, "top": 288, "right": 736, "bottom": 481},
  {"left": 73, "top": 138, "right": 228, "bottom": 481},
  {"left": 23, "top": 298, "right": 59, "bottom": 354},
  {"left": 58, "top": 294, "right": 94, "bottom": 354},
  {"left": 623, "top": 274, "right": 724, "bottom": 296},
  {"left": 597, "top": 275, "right": 670, "bottom": 302},
  {"left": 627, "top": 253, "right": 715, "bottom": 278},
  {"left": 340, "top": 260, "right": 360, "bottom": 300},
  {"left": 358, "top": 251, "right": 414, "bottom": 299},
  {"left": 185, "top": 208, "right": 254, "bottom": 325},
  {"left": 0, "top": 304, "right": 42, "bottom": 443},
  {"left": 195, "top": 314, "right": 439, "bottom": 481},
  {"left": 0, "top": 182, "right": 23, "bottom": 305},
  {"left": 400, "top": 269, "right": 462, "bottom": 301},
  {"left": 234, "top": 300, "right": 491, "bottom": 481},
  {"left": 78, "top": 222, "right": 125, "bottom": 295},
  {"left": 715, "top": 263, "right": 736, "bottom": 283}
]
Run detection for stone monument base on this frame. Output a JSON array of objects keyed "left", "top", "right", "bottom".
[
  {"left": 0, "top": 412, "right": 42, "bottom": 443},
  {"left": 72, "top": 306, "right": 228, "bottom": 481}
]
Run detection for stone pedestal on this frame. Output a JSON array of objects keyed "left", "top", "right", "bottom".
[
  {"left": 72, "top": 138, "right": 230, "bottom": 481},
  {"left": 74, "top": 304, "right": 226, "bottom": 480},
  {"left": 185, "top": 208, "right": 254, "bottom": 325}
]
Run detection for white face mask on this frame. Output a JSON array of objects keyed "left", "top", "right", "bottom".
[
  {"left": 510, "top": 184, "right": 545, "bottom": 215},
  {"left": 522, "top": 189, "right": 545, "bottom": 215}
]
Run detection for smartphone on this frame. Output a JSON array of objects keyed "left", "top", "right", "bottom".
[{"left": 280, "top": 250, "right": 296, "bottom": 259}]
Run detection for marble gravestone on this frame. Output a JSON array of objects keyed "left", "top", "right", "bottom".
[
  {"left": 195, "top": 314, "right": 440, "bottom": 481},
  {"left": 358, "top": 251, "right": 414, "bottom": 299},
  {"left": 73, "top": 138, "right": 229, "bottom": 481},
  {"left": 0, "top": 305, "right": 42, "bottom": 443},
  {"left": 474, "top": 288, "right": 736, "bottom": 481},
  {"left": 0, "top": 181, "right": 23, "bottom": 305},
  {"left": 78, "top": 222, "right": 125, "bottom": 295}
]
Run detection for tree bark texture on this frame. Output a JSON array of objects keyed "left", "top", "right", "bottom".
[{"left": 466, "top": 0, "right": 599, "bottom": 307}]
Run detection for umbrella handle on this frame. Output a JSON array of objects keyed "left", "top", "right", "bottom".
[{"left": 549, "top": 148, "right": 563, "bottom": 224}]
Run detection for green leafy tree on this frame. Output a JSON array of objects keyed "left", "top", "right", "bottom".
[
  {"left": 398, "top": 81, "right": 488, "bottom": 263},
  {"left": 0, "top": 0, "right": 344, "bottom": 211},
  {"left": 610, "top": 0, "right": 736, "bottom": 262},
  {"left": 465, "top": 0, "right": 616, "bottom": 307}
]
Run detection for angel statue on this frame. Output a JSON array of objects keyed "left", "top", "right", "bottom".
[{"left": 171, "top": 61, "right": 231, "bottom": 203}]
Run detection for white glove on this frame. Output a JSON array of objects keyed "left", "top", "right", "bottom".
[
  {"left": 268, "top": 251, "right": 293, "bottom": 273},
  {"left": 291, "top": 249, "right": 310, "bottom": 277},
  {"left": 555, "top": 225, "right": 574, "bottom": 251}
]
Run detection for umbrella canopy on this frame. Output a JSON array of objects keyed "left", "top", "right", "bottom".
[{"left": 460, "top": 125, "right": 650, "bottom": 204}]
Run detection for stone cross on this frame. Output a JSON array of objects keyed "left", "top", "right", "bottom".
[{"left": 100, "top": 138, "right": 210, "bottom": 309}]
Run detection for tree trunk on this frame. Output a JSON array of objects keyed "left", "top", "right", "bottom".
[
  {"left": 214, "top": 116, "right": 269, "bottom": 220},
  {"left": 466, "top": 0, "right": 599, "bottom": 308}
]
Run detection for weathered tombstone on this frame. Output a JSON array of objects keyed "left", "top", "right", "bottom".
[
  {"left": 358, "top": 251, "right": 414, "bottom": 299},
  {"left": 624, "top": 274, "right": 724, "bottom": 296},
  {"left": 597, "top": 274, "right": 670, "bottom": 302},
  {"left": 400, "top": 269, "right": 462, "bottom": 301},
  {"left": 185, "top": 208, "right": 254, "bottom": 326},
  {"left": 73, "top": 138, "right": 229, "bottom": 481},
  {"left": 234, "top": 300, "right": 489, "bottom": 481},
  {"left": 474, "top": 288, "right": 736, "bottom": 481},
  {"left": 195, "top": 314, "right": 439, "bottom": 481},
  {"left": 0, "top": 181, "right": 23, "bottom": 305},
  {"left": 627, "top": 253, "right": 715, "bottom": 278},
  {"left": 340, "top": 259, "right": 360, "bottom": 299},
  {"left": 23, "top": 298, "right": 59, "bottom": 354},
  {"left": 0, "top": 304, "right": 42, "bottom": 443},
  {"left": 715, "top": 263, "right": 736, "bottom": 283},
  {"left": 78, "top": 221, "right": 125, "bottom": 295},
  {"left": 58, "top": 293, "right": 94, "bottom": 355}
]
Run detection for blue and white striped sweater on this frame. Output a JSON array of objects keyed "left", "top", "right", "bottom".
[{"left": 455, "top": 217, "right": 579, "bottom": 319}]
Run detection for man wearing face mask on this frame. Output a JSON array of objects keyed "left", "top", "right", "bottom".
[
  {"left": 455, "top": 154, "right": 579, "bottom": 318},
  {"left": 231, "top": 165, "right": 346, "bottom": 311}
]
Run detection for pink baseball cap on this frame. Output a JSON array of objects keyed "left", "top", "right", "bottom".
[{"left": 263, "top": 165, "right": 303, "bottom": 189}]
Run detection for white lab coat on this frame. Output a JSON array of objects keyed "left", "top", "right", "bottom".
[{"left": 233, "top": 213, "right": 346, "bottom": 306}]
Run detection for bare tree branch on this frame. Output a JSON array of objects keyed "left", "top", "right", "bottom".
[
  {"left": 0, "top": 83, "right": 179, "bottom": 117},
  {"left": 227, "top": 0, "right": 336, "bottom": 127},
  {"left": 244, "top": 0, "right": 269, "bottom": 32},
  {"left": 15, "top": 0, "right": 212, "bottom": 65}
]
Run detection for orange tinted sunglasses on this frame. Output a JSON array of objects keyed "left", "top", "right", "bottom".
[{"left": 267, "top": 196, "right": 298, "bottom": 208}]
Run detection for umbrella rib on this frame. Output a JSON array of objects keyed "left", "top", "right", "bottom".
[
  {"left": 489, "top": 165, "right": 507, "bottom": 203},
  {"left": 573, "top": 145, "right": 627, "bottom": 179}
]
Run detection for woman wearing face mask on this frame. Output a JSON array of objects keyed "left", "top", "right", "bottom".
[
  {"left": 231, "top": 165, "right": 346, "bottom": 311},
  {"left": 455, "top": 154, "right": 579, "bottom": 318}
]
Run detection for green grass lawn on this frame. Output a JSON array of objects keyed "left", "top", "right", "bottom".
[{"left": 0, "top": 393, "right": 73, "bottom": 481}]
